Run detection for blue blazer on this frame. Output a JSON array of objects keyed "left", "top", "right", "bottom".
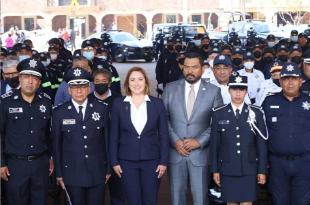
[{"left": 110, "top": 96, "right": 169, "bottom": 167}]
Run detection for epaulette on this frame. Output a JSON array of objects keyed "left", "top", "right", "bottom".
[
  {"left": 249, "top": 104, "right": 263, "bottom": 110},
  {"left": 212, "top": 104, "right": 228, "bottom": 112},
  {"left": 1, "top": 91, "right": 13, "bottom": 99},
  {"left": 266, "top": 92, "right": 276, "bottom": 97}
]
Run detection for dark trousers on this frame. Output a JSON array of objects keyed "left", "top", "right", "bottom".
[
  {"left": 269, "top": 154, "right": 310, "bottom": 205},
  {"left": 6, "top": 155, "right": 49, "bottom": 205},
  {"left": 108, "top": 172, "right": 126, "bottom": 205},
  {"left": 119, "top": 159, "right": 160, "bottom": 205},
  {"left": 66, "top": 183, "right": 106, "bottom": 205}
]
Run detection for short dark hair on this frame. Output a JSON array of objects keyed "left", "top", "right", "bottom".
[
  {"left": 184, "top": 52, "right": 203, "bottom": 66},
  {"left": 92, "top": 69, "right": 112, "bottom": 82}
]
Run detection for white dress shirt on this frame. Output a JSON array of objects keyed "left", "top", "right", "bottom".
[
  {"left": 124, "top": 95, "right": 150, "bottom": 135},
  {"left": 185, "top": 79, "right": 201, "bottom": 107},
  {"left": 231, "top": 102, "right": 245, "bottom": 116},
  {"left": 201, "top": 68, "right": 216, "bottom": 83},
  {"left": 72, "top": 99, "right": 88, "bottom": 120}
]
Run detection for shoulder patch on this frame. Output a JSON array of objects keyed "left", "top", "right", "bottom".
[
  {"left": 212, "top": 104, "right": 228, "bottom": 111},
  {"left": 42, "top": 92, "right": 51, "bottom": 100},
  {"left": 1, "top": 91, "right": 13, "bottom": 99}
]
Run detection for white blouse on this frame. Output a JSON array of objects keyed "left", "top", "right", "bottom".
[{"left": 124, "top": 95, "right": 150, "bottom": 135}]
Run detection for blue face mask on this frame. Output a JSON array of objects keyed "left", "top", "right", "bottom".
[
  {"left": 42, "top": 59, "right": 51, "bottom": 67},
  {"left": 19, "top": 55, "right": 30, "bottom": 62},
  {"left": 83, "top": 51, "right": 95, "bottom": 61}
]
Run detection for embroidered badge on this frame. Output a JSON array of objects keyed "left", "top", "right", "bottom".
[
  {"left": 39, "top": 105, "right": 46, "bottom": 113},
  {"left": 92, "top": 112, "right": 101, "bottom": 121},
  {"left": 73, "top": 69, "right": 82, "bottom": 77},
  {"left": 286, "top": 65, "right": 294, "bottom": 72},
  {"left": 302, "top": 101, "right": 310, "bottom": 110},
  {"left": 29, "top": 59, "right": 37, "bottom": 68}
]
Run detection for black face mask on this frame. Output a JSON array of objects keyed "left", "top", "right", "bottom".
[
  {"left": 291, "top": 56, "right": 302, "bottom": 64},
  {"left": 273, "top": 79, "right": 280, "bottom": 86},
  {"left": 253, "top": 51, "right": 262, "bottom": 58},
  {"left": 201, "top": 44, "right": 209, "bottom": 50},
  {"left": 278, "top": 55, "right": 288, "bottom": 62},
  {"left": 167, "top": 45, "right": 174, "bottom": 51},
  {"left": 232, "top": 58, "right": 243, "bottom": 66},
  {"left": 5, "top": 76, "right": 19, "bottom": 88},
  {"left": 175, "top": 45, "right": 182, "bottom": 53},
  {"left": 263, "top": 56, "right": 274, "bottom": 64},
  {"left": 95, "top": 83, "right": 109, "bottom": 95}
]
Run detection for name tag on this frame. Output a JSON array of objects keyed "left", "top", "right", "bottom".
[
  {"left": 219, "top": 120, "right": 230, "bottom": 125},
  {"left": 272, "top": 117, "right": 277, "bottom": 122},
  {"left": 9, "top": 107, "right": 23, "bottom": 113},
  {"left": 270, "top": 105, "right": 280, "bottom": 109},
  {"left": 62, "top": 119, "right": 76, "bottom": 125}
]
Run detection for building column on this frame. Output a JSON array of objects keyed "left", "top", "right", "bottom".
[
  {"left": 146, "top": 13, "right": 153, "bottom": 41},
  {"left": 95, "top": 15, "right": 102, "bottom": 33},
  {"left": 44, "top": 14, "right": 54, "bottom": 31}
]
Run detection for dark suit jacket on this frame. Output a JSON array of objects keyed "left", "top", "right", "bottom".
[
  {"left": 52, "top": 97, "right": 109, "bottom": 187},
  {"left": 210, "top": 103, "right": 268, "bottom": 176},
  {"left": 109, "top": 96, "right": 169, "bottom": 167}
]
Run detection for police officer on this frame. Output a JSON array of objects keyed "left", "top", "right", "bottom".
[
  {"left": 231, "top": 47, "right": 244, "bottom": 71},
  {"left": 154, "top": 29, "right": 165, "bottom": 60},
  {"left": 0, "top": 58, "right": 53, "bottom": 205},
  {"left": 210, "top": 74, "right": 268, "bottom": 204},
  {"left": 52, "top": 67, "right": 110, "bottom": 205},
  {"left": 255, "top": 61, "right": 283, "bottom": 106},
  {"left": 302, "top": 57, "right": 310, "bottom": 95},
  {"left": 262, "top": 62, "right": 310, "bottom": 205},
  {"left": 238, "top": 52, "right": 265, "bottom": 104}
]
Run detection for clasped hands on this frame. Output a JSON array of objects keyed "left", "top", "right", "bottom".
[{"left": 175, "top": 138, "right": 201, "bottom": 157}]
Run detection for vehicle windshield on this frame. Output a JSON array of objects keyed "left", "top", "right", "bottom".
[
  {"left": 183, "top": 26, "right": 206, "bottom": 35},
  {"left": 110, "top": 32, "right": 138, "bottom": 42}
]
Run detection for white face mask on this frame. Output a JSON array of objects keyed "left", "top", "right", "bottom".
[
  {"left": 244, "top": 61, "right": 254, "bottom": 69},
  {"left": 97, "top": 55, "right": 107, "bottom": 60},
  {"left": 267, "top": 41, "right": 275, "bottom": 47},
  {"left": 42, "top": 59, "right": 51, "bottom": 67},
  {"left": 50, "top": 54, "right": 58, "bottom": 61},
  {"left": 291, "top": 36, "right": 298, "bottom": 42}
]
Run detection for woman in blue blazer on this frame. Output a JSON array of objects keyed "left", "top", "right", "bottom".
[{"left": 110, "top": 67, "right": 169, "bottom": 205}]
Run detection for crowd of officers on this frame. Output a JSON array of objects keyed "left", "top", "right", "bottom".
[{"left": 0, "top": 27, "right": 309, "bottom": 205}]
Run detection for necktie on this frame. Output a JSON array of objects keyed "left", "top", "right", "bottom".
[
  {"left": 78, "top": 106, "right": 83, "bottom": 121},
  {"left": 235, "top": 108, "right": 241, "bottom": 120},
  {"left": 187, "top": 85, "right": 195, "bottom": 119}
]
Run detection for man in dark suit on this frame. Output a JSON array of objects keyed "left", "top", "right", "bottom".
[
  {"left": 89, "top": 69, "right": 125, "bottom": 205},
  {"left": 52, "top": 67, "right": 110, "bottom": 205},
  {"left": 1, "top": 56, "right": 20, "bottom": 95}
]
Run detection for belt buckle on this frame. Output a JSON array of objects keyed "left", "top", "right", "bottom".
[{"left": 27, "top": 156, "right": 34, "bottom": 161}]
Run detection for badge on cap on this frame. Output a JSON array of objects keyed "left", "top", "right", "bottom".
[
  {"left": 286, "top": 65, "right": 294, "bottom": 72},
  {"left": 235, "top": 76, "right": 242, "bottom": 83},
  {"left": 302, "top": 101, "right": 310, "bottom": 110},
  {"left": 92, "top": 112, "right": 101, "bottom": 121},
  {"left": 73, "top": 69, "right": 82, "bottom": 77},
  {"left": 219, "top": 55, "right": 225, "bottom": 60},
  {"left": 29, "top": 59, "right": 37, "bottom": 68}
]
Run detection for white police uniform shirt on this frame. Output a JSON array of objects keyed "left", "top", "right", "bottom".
[
  {"left": 255, "top": 78, "right": 282, "bottom": 106},
  {"left": 210, "top": 79, "right": 251, "bottom": 104},
  {"left": 238, "top": 68, "right": 265, "bottom": 100},
  {"left": 124, "top": 95, "right": 150, "bottom": 135},
  {"left": 201, "top": 68, "right": 216, "bottom": 83}
]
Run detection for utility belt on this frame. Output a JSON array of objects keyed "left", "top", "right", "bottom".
[
  {"left": 8, "top": 151, "right": 47, "bottom": 162},
  {"left": 271, "top": 152, "right": 310, "bottom": 161}
]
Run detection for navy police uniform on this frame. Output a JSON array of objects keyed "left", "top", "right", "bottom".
[
  {"left": 210, "top": 75, "right": 268, "bottom": 202},
  {"left": 0, "top": 58, "right": 52, "bottom": 205},
  {"left": 52, "top": 68, "right": 110, "bottom": 205},
  {"left": 262, "top": 63, "right": 310, "bottom": 205}
]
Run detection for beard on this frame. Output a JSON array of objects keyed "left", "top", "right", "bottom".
[{"left": 185, "top": 74, "right": 200, "bottom": 84}]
